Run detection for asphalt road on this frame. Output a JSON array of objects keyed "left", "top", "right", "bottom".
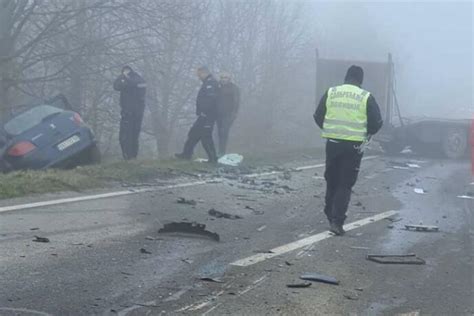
[{"left": 0, "top": 155, "right": 473, "bottom": 316}]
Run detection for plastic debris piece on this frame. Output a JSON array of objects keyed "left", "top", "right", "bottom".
[
  {"left": 300, "top": 273, "right": 339, "bottom": 285},
  {"left": 177, "top": 197, "right": 197, "bottom": 206},
  {"left": 286, "top": 282, "right": 311, "bottom": 288},
  {"left": 218, "top": 154, "right": 244, "bottom": 166},
  {"left": 405, "top": 224, "right": 439, "bottom": 232},
  {"left": 208, "top": 208, "right": 242, "bottom": 220},
  {"left": 33, "top": 236, "right": 50, "bottom": 243},
  {"left": 158, "top": 222, "right": 220, "bottom": 241},
  {"left": 367, "top": 253, "right": 425, "bottom": 265},
  {"left": 413, "top": 188, "right": 426, "bottom": 194}
]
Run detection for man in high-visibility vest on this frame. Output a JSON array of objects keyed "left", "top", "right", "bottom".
[{"left": 314, "top": 65, "right": 383, "bottom": 235}]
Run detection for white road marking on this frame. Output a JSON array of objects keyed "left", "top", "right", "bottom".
[
  {"left": 457, "top": 195, "right": 474, "bottom": 200},
  {"left": 0, "top": 155, "right": 379, "bottom": 214},
  {"left": 0, "top": 181, "right": 209, "bottom": 214},
  {"left": 0, "top": 307, "right": 52, "bottom": 316},
  {"left": 230, "top": 210, "right": 398, "bottom": 267}
]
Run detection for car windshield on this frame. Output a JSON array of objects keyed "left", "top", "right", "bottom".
[{"left": 4, "top": 105, "right": 63, "bottom": 136}]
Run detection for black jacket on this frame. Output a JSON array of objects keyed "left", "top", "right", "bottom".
[
  {"left": 217, "top": 82, "right": 240, "bottom": 118},
  {"left": 313, "top": 84, "right": 383, "bottom": 137},
  {"left": 113, "top": 71, "right": 146, "bottom": 111},
  {"left": 196, "top": 75, "right": 219, "bottom": 119}
]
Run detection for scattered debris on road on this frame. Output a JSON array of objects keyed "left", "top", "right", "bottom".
[
  {"left": 343, "top": 293, "right": 359, "bottom": 300},
  {"left": 33, "top": 236, "right": 50, "bottom": 243},
  {"left": 367, "top": 253, "right": 426, "bottom": 265},
  {"left": 30, "top": 227, "right": 40, "bottom": 231},
  {"left": 158, "top": 222, "right": 220, "bottom": 241},
  {"left": 181, "top": 259, "right": 194, "bottom": 265},
  {"left": 406, "top": 163, "right": 421, "bottom": 168},
  {"left": 176, "top": 197, "right": 197, "bottom": 206},
  {"left": 285, "top": 261, "right": 293, "bottom": 266},
  {"left": 257, "top": 225, "right": 267, "bottom": 232},
  {"left": 413, "top": 188, "right": 426, "bottom": 194},
  {"left": 286, "top": 282, "right": 311, "bottom": 288},
  {"left": 140, "top": 248, "right": 152, "bottom": 254},
  {"left": 300, "top": 273, "right": 339, "bottom": 285},
  {"left": 208, "top": 208, "right": 242, "bottom": 220},
  {"left": 405, "top": 224, "right": 439, "bottom": 232}
]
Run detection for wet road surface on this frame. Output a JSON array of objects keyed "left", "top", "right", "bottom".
[{"left": 0, "top": 156, "right": 473, "bottom": 315}]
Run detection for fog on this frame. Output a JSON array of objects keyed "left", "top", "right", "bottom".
[
  {"left": 0, "top": 0, "right": 472, "bottom": 160},
  {"left": 314, "top": 1, "right": 473, "bottom": 118}
]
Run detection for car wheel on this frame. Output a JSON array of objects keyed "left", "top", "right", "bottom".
[{"left": 442, "top": 127, "right": 468, "bottom": 159}]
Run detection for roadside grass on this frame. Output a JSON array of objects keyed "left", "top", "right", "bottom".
[{"left": 0, "top": 147, "right": 324, "bottom": 200}]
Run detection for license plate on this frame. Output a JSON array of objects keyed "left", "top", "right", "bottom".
[{"left": 57, "top": 135, "right": 80, "bottom": 151}]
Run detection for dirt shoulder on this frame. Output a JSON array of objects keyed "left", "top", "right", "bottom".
[{"left": 0, "top": 147, "right": 324, "bottom": 200}]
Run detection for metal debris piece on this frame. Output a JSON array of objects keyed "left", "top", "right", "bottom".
[
  {"left": 300, "top": 273, "right": 339, "bottom": 285},
  {"left": 30, "top": 227, "right": 40, "bottom": 231},
  {"left": 367, "top": 253, "right": 426, "bottom": 265},
  {"left": 405, "top": 224, "right": 439, "bottom": 232},
  {"left": 406, "top": 163, "right": 421, "bottom": 168},
  {"left": 208, "top": 208, "right": 242, "bottom": 220},
  {"left": 33, "top": 236, "right": 50, "bottom": 243},
  {"left": 140, "top": 248, "right": 152, "bottom": 254},
  {"left": 176, "top": 197, "right": 197, "bottom": 206},
  {"left": 200, "top": 277, "right": 224, "bottom": 283},
  {"left": 245, "top": 205, "right": 264, "bottom": 215},
  {"left": 285, "top": 261, "right": 293, "bottom": 266},
  {"left": 257, "top": 225, "right": 267, "bottom": 232},
  {"left": 287, "top": 282, "right": 311, "bottom": 288},
  {"left": 158, "top": 222, "right": 220, "bottom": 241}
]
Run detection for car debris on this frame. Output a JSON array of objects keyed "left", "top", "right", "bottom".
[
  {"left": 405, "top": 224, "right": 439, "bottom": 232},
  {"left": 406, "top": 163, "right": 421, "bottom": 168},
  {"left": 176, "top": 197, "right": 197, "bottom": 206},
  {"left": 33, "top": 236, "right": 50, "bottom": 243},
  {"left": 257, "top": 225, "right": 267, "bottom": 232},
  {"left": 158, "top": 222, "right": 220, "bottom": 241},
  {"left": 413, "top": 188, "right": 426, "bottom": 194},
  {"left": 366, "top": 253, "right": 426, "bottom": 265},
  {"left": 208, "top": 208, "right": 242, "bottom": 220},
  {"left": 349, "top": 246, "right": 370, "bottom": 250},
  {"left": 300, "top": 273, "right": 339, "bottom": 285},
  {"left": 285, "top": 261, "right": 293, "bottom": 266},
  {"left": 30, "top": 227, "right": 40, "bottom": 231},
  {"left": 286, "top": 282, "right": 311, "bottom": 288},
  {"left": 343, "top": 293, "right": 359, "bottom": 301},
  {"left": 199, "top": 277, "right": 224, "bottom": 283},
  {"left": 181, "top": 259, "right": 194, "bottom": 265},
  {"left": 140, "top": 248, "right": 152, "bottom": 254}
]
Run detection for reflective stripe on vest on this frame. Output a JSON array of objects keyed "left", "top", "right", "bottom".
[{"left": 322, "top": 84, "right": 369, "bottom": 142}]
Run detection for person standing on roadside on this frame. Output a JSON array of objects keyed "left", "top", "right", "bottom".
[
  {"left": 314, "top": 65, "right": 383, "bottom": 235},
  {"left": 175, "top": 66, "right": 219, "bottom": 163},
  {"left": 113, "top": 65, "right": 146, "bottom": 160}
]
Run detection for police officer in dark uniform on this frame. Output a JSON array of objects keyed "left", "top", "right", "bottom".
[
  {"left": 175, "top": 66, "right": 219, "bottom": 163},
  {"left": 314, "top": 65, "right": 383, "bottom": 235},
  {"left": 113, "top": 65, "right": 146, "bottom": 160}
]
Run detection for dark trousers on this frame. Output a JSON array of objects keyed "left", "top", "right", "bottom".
[
  {"left": 182, "top": 115, "right": 217, "bottom": 162},
  {"left": 216, "top": 114, "right": 234, "bottom": 156},
  {"left": 323, "top": 140, "right": 363, "bottom": 225},
  {"left": 119, "top": 106, "right": 144, "bottom": 160}
]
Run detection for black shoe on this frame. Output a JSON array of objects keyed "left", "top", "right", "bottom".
[
  {"left": 175, "top": 153, "right": 191, "bottom": 160},
  {"left": 330, "top": 222, "right": 345, "bottom": 236}
]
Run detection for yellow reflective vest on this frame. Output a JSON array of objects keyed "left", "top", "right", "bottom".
[{"left": 322, "top": 84, "right": 370, "bottom": 142}]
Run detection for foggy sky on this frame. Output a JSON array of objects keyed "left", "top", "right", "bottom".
[{"left": 312, "top": 0, "right": 473, "bottom": 119}]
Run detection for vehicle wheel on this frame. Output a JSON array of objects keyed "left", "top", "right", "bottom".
[
  {"left": 380, "top": 140, "right": 405, "bottom": 155},
  {"left": 442, "top": 127, "right": 468, "bottom": 159},
  {"left": 87, "top": 144, "right": 102, "bottom": 164}
]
